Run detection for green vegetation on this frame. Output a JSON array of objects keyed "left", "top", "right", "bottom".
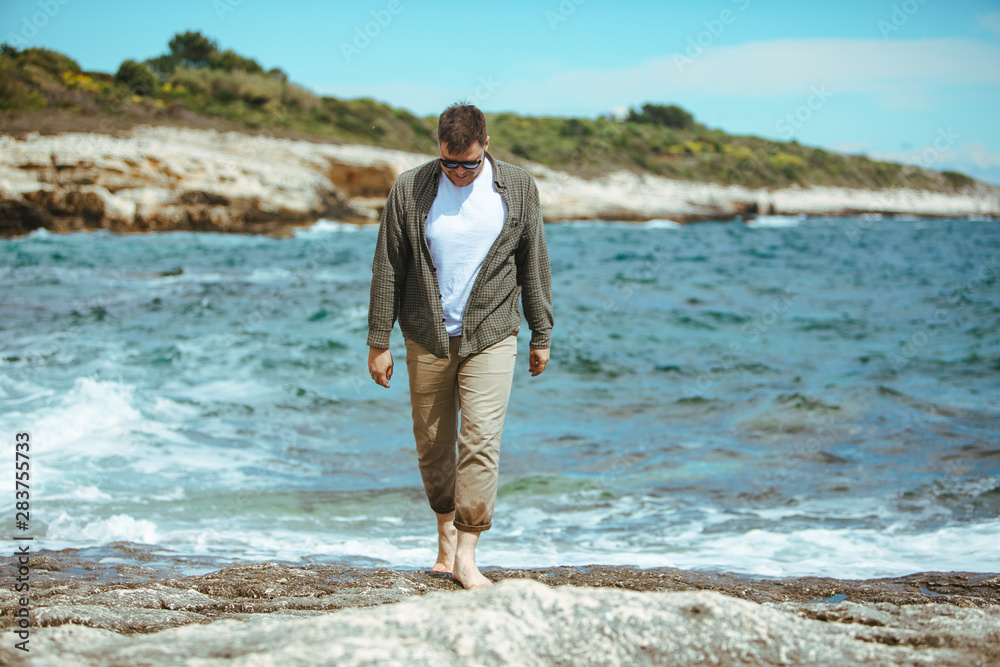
[
  {"left": 626, "top": 103, "right": 695, "bottom": 129},
  {"left": 941, "top": 170, "right": 974, "bottom": 190},
  {"left": 0, "top": 34, "right": 434, "bottom": 153},
  {"left": 0, "top": 32, "right": 980, "bottom": 193},
  {"left": 114, "top": 59, "right": 157, "bottom": 95},
  {"left": 483, "top": 111, "right": 955, "bottom": 190}
]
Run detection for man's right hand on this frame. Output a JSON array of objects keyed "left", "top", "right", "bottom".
[{"left": 368, "top": 346, "right": 393, "bottom": 388}]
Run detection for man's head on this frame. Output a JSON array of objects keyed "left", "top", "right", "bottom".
[{"left": 437, "top": 103, "right": 490, "bottom": 187}]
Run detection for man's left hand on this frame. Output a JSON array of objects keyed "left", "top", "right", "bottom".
[{"left": 528, "top": 348, "right": 550, "bottom": 377}]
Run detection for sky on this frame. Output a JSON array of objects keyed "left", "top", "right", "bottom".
[{"left": 4, "top": 0, "right": 1000, "bottom": 184}]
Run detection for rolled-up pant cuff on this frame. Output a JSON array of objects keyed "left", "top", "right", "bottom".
[{"left": 454, "top": 520, "right": 491, "bottom": 533}]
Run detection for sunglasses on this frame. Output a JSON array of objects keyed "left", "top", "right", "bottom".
[{"left": 439, "top": 147, "right": 485, "bottom": 170}]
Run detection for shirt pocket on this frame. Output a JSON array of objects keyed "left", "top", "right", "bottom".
[{"left": 492, "top": 216, "right": 521, "bottom": 254}]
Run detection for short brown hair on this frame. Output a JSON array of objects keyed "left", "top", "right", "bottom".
[{"left": 437, "top": 102, "right": 487, "bottom": 153}]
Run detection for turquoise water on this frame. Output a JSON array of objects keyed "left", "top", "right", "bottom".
[{"left": 2, "top": 217, "right": 998, "bottom": 577}]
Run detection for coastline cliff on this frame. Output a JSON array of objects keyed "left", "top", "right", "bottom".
[{"left": 2, "top": 125, "right": 998, "bottom": 238}]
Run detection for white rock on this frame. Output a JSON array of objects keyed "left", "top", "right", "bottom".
[
  {"left": 7, "top": 579, "right": 997, "bottom": 667},
  {"left": 1, "top": 126, "right": 998, "bottom": 235}
]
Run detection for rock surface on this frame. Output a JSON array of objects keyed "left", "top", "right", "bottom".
[
  {"left": 1, "top": 549, "right": 998, "bottom": 665},
  {"left": 3, "top": 578, "right": 999, "bottom": 667},
  {"left": 2, "top": 126, "right": 998, "bottom": 237},
  {"left": 0, "top": 127, "right": 425, "bottom": 237}
]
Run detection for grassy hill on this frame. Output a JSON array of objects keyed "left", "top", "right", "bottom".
[{"left": 0, "top": 33, "right": 978, "bottom": 193}]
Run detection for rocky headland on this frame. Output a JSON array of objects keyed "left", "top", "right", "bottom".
[
  {"left": 1, "top": 549, "right": 998, "bottom": 665},
  {"left": 2, "top": 126, "right": 998, "bottom": 238}
]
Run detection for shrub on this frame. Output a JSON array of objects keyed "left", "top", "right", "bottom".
[
  {"left": 169, "top": 66, "right": 318, "bottom": 110},
  {"left": 768, "top": 152, "right": 805, "bottom": 169},
  {"left": 62, "top": 70, "right": 106, "bottom": 94},
  {"left": 0, "top": 55, "right": 34, "bottom": 110},
  {"left": 115, "top": 59, "right": 158, "bottom": 95},
  {"left": 16, "top": 47, "right": 80, "bottom": 77},
  {"left": 722, "top": 144, "right": 755, "bottom": 162},
  {"left": 684, "top": 140, "right": 705, "bottom": 155},
  {"left": 207, "top": 49, "right": 264, "bottom": 73},
  {"left": 168, "top": 30, "right": 218, "bottom": 68},
  {"left": 941, "top": 170, "right": 974, "bottom": 190},
  {"left": 627, "top": 103, "right": 695, "bottom": 129}
]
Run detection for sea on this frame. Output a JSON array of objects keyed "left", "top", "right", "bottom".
[{"left": 2, "top": 215, "right": 998, "bottom": 579}]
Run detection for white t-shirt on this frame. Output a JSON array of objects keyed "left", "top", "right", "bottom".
[{"left": 425, "top": 158, "right": 508, "bottom": 336}]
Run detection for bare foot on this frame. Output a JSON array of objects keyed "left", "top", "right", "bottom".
[
  {"left": 453, "top": 563, "right": 493, "bottom": 590},
  {"left": 453, "top": 530, "right": 493, "bottom": 590},
  {"left": 431, "top": 511, "right": 457, "bottom": 574}
]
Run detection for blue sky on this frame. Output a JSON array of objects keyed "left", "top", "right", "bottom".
[{"left": 4, "top": 0, "right": 1000, "bottom": 184}]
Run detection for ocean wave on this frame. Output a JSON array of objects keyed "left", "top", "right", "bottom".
[
  {"left": 47, "top": 512, "right": 161, "bottom": 545},
  {"left": 246, "top": 267, "right": 294, "bottom": 283},
  {"left": 896, "top": 476, "right": 1000, "bottom": 522},
  {"left": 28, "top": 377, "right": 152, "bottom": 459},
  {"left": 643, "top": 520, "right": 1000, "bottom": 578},
  {"left": 639, "top": 219, "right": 683, "bottom": 230},
  {"left": 294, "top": 219, "right": 374, "bottom": 237},
  {"left": 745, "top": 214, "right": 807, "bottom": 229},
  {"left": 36, "top": 507, "right": 1000, "bottom": 579},
  {"left": 553, "top": 219, "right": 681, "bottom": 229}
]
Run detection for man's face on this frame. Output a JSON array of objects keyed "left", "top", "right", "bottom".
[{"left": 439, "top": 136, "right": 490, "bottom": 187}]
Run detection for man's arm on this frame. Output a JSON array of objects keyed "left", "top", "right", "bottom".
[
  {"left": 367, "top": 180, "right": 409, "bottom": 387},
  {"left": 515, "top": 179, "right": 553, "bottom": 375}
]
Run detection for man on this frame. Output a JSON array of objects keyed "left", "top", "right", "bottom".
[{"left": 367, "top": 103, "right": 553, "bottom": 589}]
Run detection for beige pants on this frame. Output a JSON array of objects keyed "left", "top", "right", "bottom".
[{"left": 404, "top": 334, "right": 517, "bottom": 532}]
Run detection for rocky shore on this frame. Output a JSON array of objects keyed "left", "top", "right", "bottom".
[
  {"left": 2, "top": 126, "right": 998, "bottom": 237},
  {"left": 1, "top": 548, "right": 998, "bottom": 665}
]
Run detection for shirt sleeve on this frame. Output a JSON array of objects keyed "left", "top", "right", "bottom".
[
  {"left": 367, "top": 180, "right": 409, "bottom": 349},
  {"left": 515, "top": 179, "right": 554, "bottom": 349}
]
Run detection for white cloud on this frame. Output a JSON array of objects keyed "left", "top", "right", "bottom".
[
  {"left": 868, "top": 141, "right": 1000, "bottom": 186},
  {"left": 500, "top": 38, "right": 1000, "bottom": 112},
  {"left": 959, "top": 141, "right": 1000, "bottom": 169},
  {"left": 941, "top": 143, "right": 1000, "bottom": 186},
  {"left": 979, "top": 12, "right": 1000, "bottom": 37},
  {"left": 317, "top": 37, "right": 1000, "bottom": 117},
  {"left": 677, "top": 37, "right": 1000, "bottom": 94}
]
